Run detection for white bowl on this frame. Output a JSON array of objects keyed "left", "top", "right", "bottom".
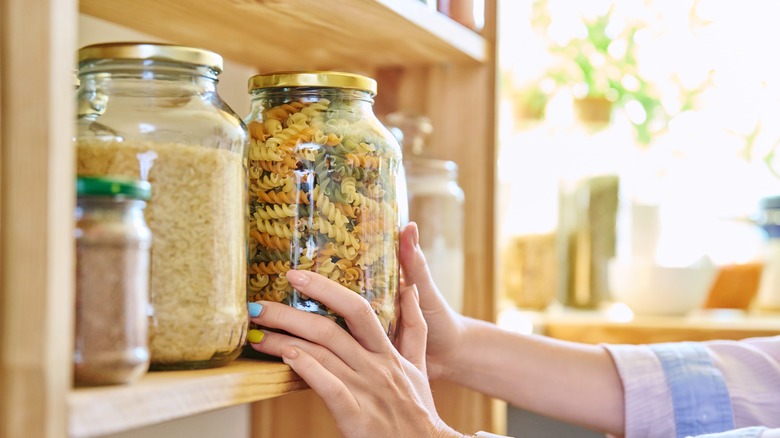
[{"left": 608, "top": 259, "right": 717, "bottom": 316}]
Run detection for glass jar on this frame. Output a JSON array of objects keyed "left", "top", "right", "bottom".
[
  {"left": 74, "top": 176, "right": 152, "bottom": 386},
  {"left": 385, "top": 112, "right": 466, "bottom": 313},
  {"left": 245, "top": 71, "right": 403, "bottom": 339},
  {"left": 753, "top": 195, "right": 780, "bottom": 312},
  {"left": 75, "top": 43, "right": 249, "bottom": 369}
]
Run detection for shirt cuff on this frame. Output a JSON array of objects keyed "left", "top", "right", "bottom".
[{"left": 605, "top": 342, "right": 738, "bottom": 438}]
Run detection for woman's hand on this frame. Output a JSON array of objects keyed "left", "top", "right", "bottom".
[
  {"left": 248, "top": 269, "right": 462, "bottom": 438},
  {"left": 399, "top": 222, "right": 467, "bottom": 381}
]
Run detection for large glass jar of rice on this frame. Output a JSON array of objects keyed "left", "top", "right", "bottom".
[
  {"left": 75, "top": 42, "right": 248, "bottom": 370},
  {"left": 244, "top": 72, "right": 403, "bottom": 342}
]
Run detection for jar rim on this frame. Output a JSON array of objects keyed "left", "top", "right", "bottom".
[
  {"left": 78, "top": 42, "right": 223, "bottom": 73},
  {"left": 77, "top": 176, "right": 151, "bottom": 201},
  {"left": 247, "top": 71, "right": 377, "bottom": 95}
]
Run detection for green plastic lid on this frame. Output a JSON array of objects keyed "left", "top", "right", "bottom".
[{"left": 76, "top": 176, "right": 151, "bottom": 200}]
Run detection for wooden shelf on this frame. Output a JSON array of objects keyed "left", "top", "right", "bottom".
[
  {"left": 68, "top": 359, "right": 306, "bottom": 438},
  {"left": 79, "top": 0, "right": 488, "bottom": 70}
]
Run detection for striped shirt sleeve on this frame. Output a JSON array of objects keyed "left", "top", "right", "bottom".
[{"left": 603, "top": 336, "right": 780, "bottom": 438}]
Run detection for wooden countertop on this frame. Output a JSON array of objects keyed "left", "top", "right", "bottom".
[{"left": 498, "top": 305, "right": 780, "bottom": 345}]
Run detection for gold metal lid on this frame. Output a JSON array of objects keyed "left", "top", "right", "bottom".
[
  {"left": 248, "top": 71, "right": 377, "bottom": 95},
  {"left": 78, "top": 42, "right": 223, "bottom": 73}
]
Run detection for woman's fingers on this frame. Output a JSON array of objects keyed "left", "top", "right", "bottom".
[
  {"left": 395, "top": 284, "right": 428, "bottom": 372},
  {"left": 248, "top": 328, "right": 357, "bottom": 381},
  {"left": 285, "top": 270, "right": 390, "bottom": 353},
  {"left": 399, "top": 222, "right": 448, "bottom": 313},
  {"left": 279, "top": 346, "right": 361, "bottom": 418},
  {"left": 251, "top": 300, "right": 369, "bottom": 370}
]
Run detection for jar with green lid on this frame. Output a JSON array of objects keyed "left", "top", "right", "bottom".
[
  {"left": 75, "top": 42, "right": 249, "bottom": 369},
  {"left": 244, "top": 71, "right": 403, "bottom": 339},
  {"left": 75, "top": 176, "right": 152, "bottom": 386}
]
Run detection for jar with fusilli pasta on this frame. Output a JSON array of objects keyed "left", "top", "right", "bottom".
[
  {"left": 75, "top": 42, "right": 249, "bottom": 370},
  {"left": 244, "top": 71, "right": 403, "bottom": 342}
]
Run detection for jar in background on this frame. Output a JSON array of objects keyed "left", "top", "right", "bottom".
[
  {"left": 75, "top": 43, "right": 249, "bottom": 369},
  {"left": 74, "top": 176, "right": 152, "bottom": 386},
  {"left": 245, "top": 72, "right": 403, "bottom": 339},
  {"left": 753, "top": 195, "right": 780, "bottom": 312},
  {"left": 385, "top": 112, "right": 466, "bottom": 313}
]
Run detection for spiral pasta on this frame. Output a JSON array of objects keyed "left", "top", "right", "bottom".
[{"left": 246, "top": 91, "right": 401, "bottom": 337}]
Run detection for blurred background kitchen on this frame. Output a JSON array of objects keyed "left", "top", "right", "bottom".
[
  {"left": 494, "top": 0, "right": 780, "bottom": 435},
  {"left": 10, "top": 0, "right": 780, "bottom": 437},
  {"left": 496, "top": 0, "right": 780, "bottom": 316}
]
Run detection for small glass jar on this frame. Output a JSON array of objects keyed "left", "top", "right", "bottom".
[
  {"left": 75, "top": 43, "right": 249, "bottom": 369},
  {"left": 245, "top": 72, "right": 403, "bottom": 338},
  {"left": 74, "top": 176, "right": 152, "bottom": 386},
  {"left": 385, "top": 112, "right": 466, "bottom": 313}
]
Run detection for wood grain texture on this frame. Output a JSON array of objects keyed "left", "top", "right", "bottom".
[
  {"left": 79, "top": 0, "right": 487, "bottom": 70},
  {"left": 69, "top": 359, "right": 306, "bottom": 438},
  {"left": 0, "top": 0, "right": 77, "bottom": 437},
  {"left": 4, "top": 0, "right": 499, "bottom": 436}
]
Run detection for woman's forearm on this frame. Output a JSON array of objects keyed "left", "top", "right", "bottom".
[{"left": 439, "top": 317, "right": 625, "bottom": 435}]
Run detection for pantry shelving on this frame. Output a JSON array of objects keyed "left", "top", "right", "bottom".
[
  {"left": 1, "top": 0, "right": 499, "bottom": 437},
  {"left": 79, "top": 0, "right": 488, "bottom": 69}
]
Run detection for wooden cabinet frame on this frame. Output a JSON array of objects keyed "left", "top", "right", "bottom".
[{"left": 0, "top": 1, "right": 498, "bottom": 436}]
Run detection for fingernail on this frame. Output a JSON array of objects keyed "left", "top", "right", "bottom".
[
  {"left": 248, "top": 302, "right": 263, "bottom": 318},
  {"left": 407, "top": 222, "right": 419, "bottom": 247},
  {"left": 285, "top": 270, "right": 309, "bottom": 286},
  {"left": 247, "top": 329, "right": 265, "bottom": 344},
  {"left": 282, "top": 347, "right": 299, "bottom": 360}
]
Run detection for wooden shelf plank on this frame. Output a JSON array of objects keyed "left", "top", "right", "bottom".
[
  {"left": 68, "top": 359, "right": 306, "bottom": 438},
  {"left": 78, "top": 0, "right": 488, "bottom": 70}
]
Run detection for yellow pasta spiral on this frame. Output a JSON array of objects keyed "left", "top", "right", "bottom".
[
  {"left": 249, "top": 139, "right": 284, "bottom": 161},
  {"left": 255, "top": 218, "right": 294, "bottom": 239},
  {"left": 356, "top": 243, "right": 385, "bottom": 268},
  {"left": 249, "top": 260, "right": 291, "bottom": 275},
  {"left": 254, "top": 173, "right": 287, "bottom": 191},
  {"left": 312, "top": 186, "right": 349, "bottom": 227},
  {"left": 248, "top": 273, "right": 270, "bottom": 292},
  {"left": 351, "top": 191, "right": 380, "bottom": 214},
  {"left": 353, "top": 220, "right": 384, "bottom": 234},
  {"left": 253, "top": 204, "right": 297, "bottom": 220},
  {"left": 344, "top": 154, "right": 382, "bottom": 169},
  {"left": 258, "top": 160, "right": 292, "bottom": 175},
  {"left": 256, "top": 190, "right": 309, "bottom": 205},
  {"left": 322, "top": 241, "right": 358, "bottom": 260},
  {"left": 312, "top": 217, "right": 359, "bottom": 249}
]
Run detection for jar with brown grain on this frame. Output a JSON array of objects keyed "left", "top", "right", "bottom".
[
  {"left": 244, "top": 72, "right": 403, "bottom": 341},
  {"left": 75, "top": 42, "right": 249, "bottom": 369},
  {"left": 75, "top": 176, "right": 152, "bottom": 386}
]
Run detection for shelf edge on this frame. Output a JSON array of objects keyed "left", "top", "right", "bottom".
[{"left": 68, "top": 359, "right": 306, "bottom": 438}]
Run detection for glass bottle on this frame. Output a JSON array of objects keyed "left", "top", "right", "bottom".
[
  {"left": 385, "top": 112, "right": 466, "bottom": 313},
  {"left": 75, "top": 42, "right": 249, "bottom": 369},
  {"left": 245, "top": 72, "right": 403, "bottom": 339},
  {"left": 74, "top": 176, "right": 152, "bottom": 386}
]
